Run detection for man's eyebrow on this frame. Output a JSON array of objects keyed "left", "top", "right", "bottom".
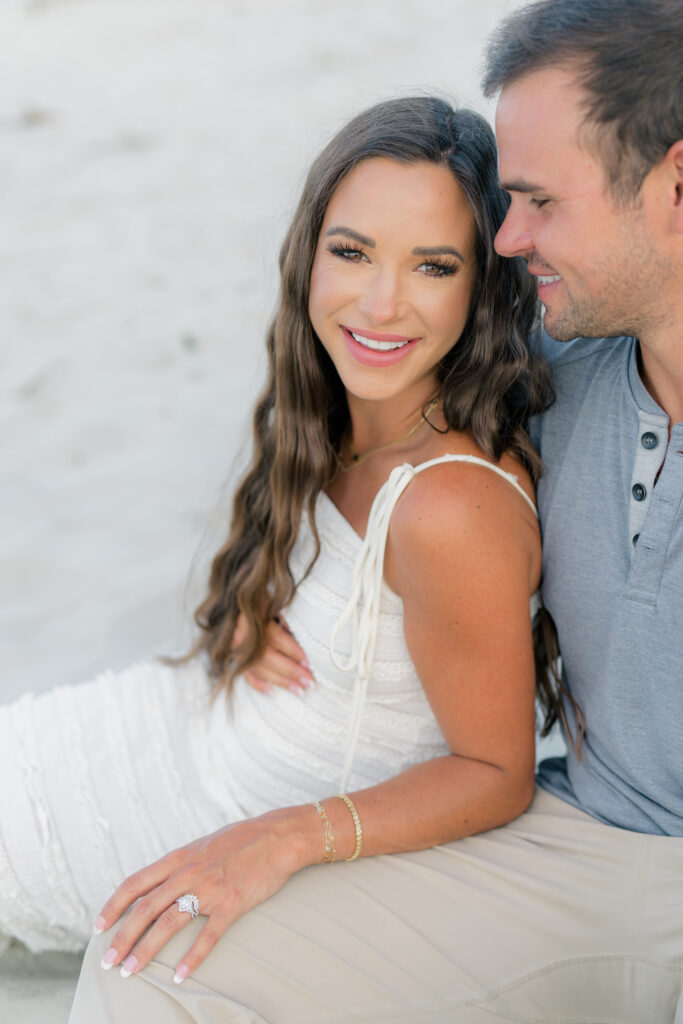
[
  {"left": 324, "top": 226, "right": 375, "bottom": 247},
  {"left": 499, "top": 179, "right": 545, "bottom": 194},
  {"left": 412, "top": 245, "right": 465, "bottom": 264}
]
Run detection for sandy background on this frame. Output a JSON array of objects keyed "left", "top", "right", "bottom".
[{"left": 1, "top": 0, "right": 563, "bottom": 1018}]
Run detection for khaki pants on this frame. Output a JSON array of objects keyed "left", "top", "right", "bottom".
[{"left": 69, "top": 790, "right": 683, "bottom": 1023}]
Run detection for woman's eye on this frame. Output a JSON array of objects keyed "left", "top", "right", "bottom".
[
  {"left": 418, "top": 261, "right": 456, "bottom": 278},
  {"left": 530, "top": 198, "right": 550, "bottom": 209},
  {"left": 327, "top": 243, "right": 367, "bottom": 262}
]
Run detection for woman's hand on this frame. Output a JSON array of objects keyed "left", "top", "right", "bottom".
[
  {"left": 94, "top": 806, "right": 320, "bottom": 984},
  {"left": 234, "top": 612, "right": 314, "bottom": 696}
]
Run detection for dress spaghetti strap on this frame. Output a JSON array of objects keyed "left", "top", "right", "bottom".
[
  {"left": 331, "top": 455, "right": 537, "bottom": 790},
  {"left": 409, "top": 454, "right": 538, "bottom": 516}
]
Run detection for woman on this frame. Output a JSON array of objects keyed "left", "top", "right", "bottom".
[{"left": 4, "top": 97, "right": 559, "bottom": 1009}]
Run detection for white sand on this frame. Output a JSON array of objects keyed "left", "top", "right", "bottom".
[{"left": 1, "top": 0, "right": 563, "bottom": 1018}]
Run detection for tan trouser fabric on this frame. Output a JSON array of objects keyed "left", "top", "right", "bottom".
[{"left": 69, "top": 790, "right": 683, "bottom": 1023}]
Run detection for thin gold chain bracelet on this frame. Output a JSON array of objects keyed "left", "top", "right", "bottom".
[{"left": 310, "top": 800, "right": 336, "bottom": 863}]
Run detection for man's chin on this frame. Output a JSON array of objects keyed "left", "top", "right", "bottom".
[
  {"left": 543, "top": 299, "right": 636, "bottom": 345},
  {"left": 541, "top": 302, "right": 613, "bottom": 343},
  {"left": 541, "top": 309, "right": 582, "bottom": 342}
]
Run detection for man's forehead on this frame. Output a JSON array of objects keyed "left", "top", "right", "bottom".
[
  {"left": 494, "top": 67, "right": 592, "bottom": 185},
  {"left": 495, "top": 66, "right": 587, "bottom": 137}
]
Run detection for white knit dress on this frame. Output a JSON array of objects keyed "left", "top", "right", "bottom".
[{"left": 0, "top": 457, "right": 537, "bottom": 953}]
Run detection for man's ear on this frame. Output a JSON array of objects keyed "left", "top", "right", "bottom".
[{"left": 668, "top": 139, "right": 683, "bottom": 233}]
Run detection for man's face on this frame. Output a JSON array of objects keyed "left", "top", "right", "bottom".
[{"left": 494, "top": 67, "right": 669, "bottom": 341}]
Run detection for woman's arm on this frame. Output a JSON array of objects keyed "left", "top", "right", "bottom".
[
  {"left": 95, "top": 460, "right": 540, "bottom": 983},
  {"left": 381, "top": 458, "right": 541, "bottom": 839}
]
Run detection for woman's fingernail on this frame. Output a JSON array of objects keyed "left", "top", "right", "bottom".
[
  {"left": 263, "top": 684, "right": 275, "bottom": 695},
  {"left": 93, "top": 915, "right": 107, "bottom": 935},
  {"left": 288, "top": 683, "right": 305, "bottom": 697},
  {"left": 100, "top": 947, "right": 118, "bottom": 970},
  {"left": 173, "top": 964, "right": 190, "bottom": 985},
  {"left": 120, "top": 955, "right": 138, "bottom": 978},
  {"left": 299, "top": 676, "right": 312, "bottom": 688},
  {"left": 301, "top": 659, "right": 311, "bottom": 670}
]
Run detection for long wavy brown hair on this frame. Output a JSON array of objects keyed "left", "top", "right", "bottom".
[{"left": 189, "top": 96, "right": 577, "bottom": 741}]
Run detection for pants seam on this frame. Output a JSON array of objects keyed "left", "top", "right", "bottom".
[
  {"left": 297, "top": 954, "right": 683, "bottom": 1024},
  {"left": 464, "top": 953, "right": 683, "bottom": 1024}
]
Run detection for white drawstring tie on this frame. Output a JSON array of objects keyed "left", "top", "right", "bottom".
[
  {"left": 329, "top": 455, "right": 539, "bottom": 792},
  {"left": 331, "top": 463, "right": 417, "bottom": 792}
]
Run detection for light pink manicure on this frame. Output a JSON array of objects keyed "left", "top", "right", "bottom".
[
  {"left": 173, "top": 964, "right": 190, "bottom": 984},
  {"left": 120, "top": 955, "right": 138, "bottom": 978},
  {"left": 100, "top": 947, "right": 117, "bottom": 970},
  {"left": 93, "top": 915, "right": 107, "bottom": 934}
]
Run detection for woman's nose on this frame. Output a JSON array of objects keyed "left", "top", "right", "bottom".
[{"left": 356, "top": 268, "right": 402, "bottom": 324}]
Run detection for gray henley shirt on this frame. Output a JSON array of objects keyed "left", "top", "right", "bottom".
[{"left": 531, "top": 333, "right": 682, "bottom": 836}]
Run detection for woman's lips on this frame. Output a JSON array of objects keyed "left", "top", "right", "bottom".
[{"left": 340, "top": 325, "right": 420, "bottom": 367}]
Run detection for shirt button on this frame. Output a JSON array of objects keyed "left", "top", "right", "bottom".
[
  {"left": 641, "top": 432, "right": 658, "bottom": 449},
  {"left": 632, "top": 533, "right": 640, "bottom": 546},
  {"left": 632, "top": 483, "right": 647, "bottom": 501}
]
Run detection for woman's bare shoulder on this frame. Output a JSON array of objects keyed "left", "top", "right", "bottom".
[
  {"left": 398, "top": 439, "right": 535, "bottom": 534},
  {"left": 385, "top": 440, "right": 540, "bottom": 594}
]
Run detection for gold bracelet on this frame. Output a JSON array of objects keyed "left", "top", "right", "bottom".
[
  {"left": 338, "top": 794, "right": 363, "bottom": 861},
  {"left": 310, "top": 801, "right": 335, "bottom": 863}
]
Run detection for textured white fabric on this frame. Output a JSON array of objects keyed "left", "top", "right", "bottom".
[{"left": 0, "top": 455, "right": 536, "bottom": 953}]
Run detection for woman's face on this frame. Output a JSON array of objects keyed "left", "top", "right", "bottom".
[{"left": 308, "top": 157, "right": 478, "bottom": 408}]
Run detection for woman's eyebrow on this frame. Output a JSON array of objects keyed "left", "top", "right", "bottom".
[
  {"left": 324, "top": 226, "right": 375, "bottom": 247},
  {"left": 324, "top": 229, "right": 465, "bottom": 264},
  {"left": 412, "top": 245, "right": 465, "bottom": 263}
]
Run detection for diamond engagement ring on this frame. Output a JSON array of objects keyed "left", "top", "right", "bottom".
[{"left": 175, "top": 893, "right": 199, "bottom": 918}]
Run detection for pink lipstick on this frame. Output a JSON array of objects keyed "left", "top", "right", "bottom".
[{"left": 340, "top": 325, "right": 420, "bottom": 367}]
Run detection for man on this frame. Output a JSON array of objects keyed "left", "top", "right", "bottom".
[
  {"left": 487, "top": 0, "right": 683, "bottom": 840},
  {"left": 71, "top": 1, "right": 682, "bottom": 1019}
]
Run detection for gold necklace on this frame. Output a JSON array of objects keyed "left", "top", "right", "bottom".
[{"left": 340, "top": 398, "right": 440, "bottom": 472}]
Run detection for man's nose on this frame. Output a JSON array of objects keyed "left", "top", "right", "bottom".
[{"left": 494, "top": 205, "right": 533, "bottom": 259}]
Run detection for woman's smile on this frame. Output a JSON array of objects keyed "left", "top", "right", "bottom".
[{"left": 340, "top": 325, "right": 420, "bottom": 366}]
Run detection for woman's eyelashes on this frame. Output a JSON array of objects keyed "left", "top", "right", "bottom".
[
  {"left": 326, "top": 242, "right": 457, "bottom": 277},
  {"left": 416, "top": 259, "right": 457, "bottom": 278},
  {"left": 327, "top": 241, "right": 368, "bottom": 262}
]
